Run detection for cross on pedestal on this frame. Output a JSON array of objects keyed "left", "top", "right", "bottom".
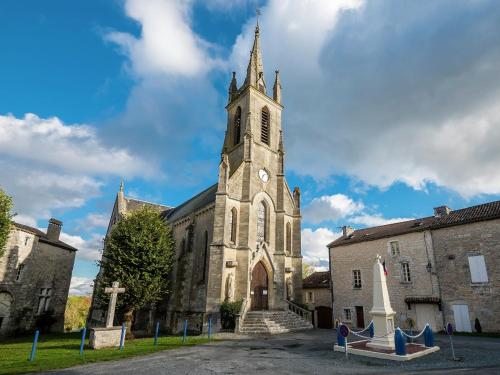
[{"left": 104, "top": 281, "right": 125, "bottom": 328}]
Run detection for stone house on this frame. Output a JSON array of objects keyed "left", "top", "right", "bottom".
[
  {"left": 302, "top": 271, "right": 333, "bottom": 328},
  {"left": 89, "top": 25, "right": 306, "bottom": 334},
  {"left": 328, "top": 201, "right": 500, "bottom": 333},
  {"left": 0, "top": 219, "right": 76, "bottom": 337}
]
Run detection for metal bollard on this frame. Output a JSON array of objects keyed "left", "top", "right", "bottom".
[
  {"left": 29, "top": 330, "right": 40, "bottom": 362},
  {"left": 79, "top": 327, "right": 87, "bottom": 356},
  {"left": 119, "top": 323, "right": 126, "bottom": 350},
  {"left": 208, "top": 318, "right": 212, "bottom": 340},
  {"left": 395, "top": 329, "right": 406, "bottom": 356},
  {"left": 154, "top": 321, "right": 160, "bottom": 346},
  {"left": 182, "top": 319, "right": 188, "bottom": 344}
]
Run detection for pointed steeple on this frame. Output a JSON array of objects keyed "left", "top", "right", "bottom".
[
  {"left": 244, "top": 24, "right": 266, "bottom": 93},
  {"left": 117, "top": 180, "right": 126, "bottom": 215},
  {"left": 273, "top": 70, "right": 282, "bottom": 103},
  {"left": 228, "top": 72, "right": 238, "bottom": 103}
]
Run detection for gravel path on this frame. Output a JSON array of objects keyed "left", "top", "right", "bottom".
[{"left": 41, "top": 330, "right": 500, "bottom": 375}]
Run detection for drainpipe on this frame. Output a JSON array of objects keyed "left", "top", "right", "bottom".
[{"left": 328, "top": 245, "right": 335, "bottom": 328}]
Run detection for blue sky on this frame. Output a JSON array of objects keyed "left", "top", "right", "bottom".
[{"left": 1, "top": 0, "right": 500, "bottom": 295}]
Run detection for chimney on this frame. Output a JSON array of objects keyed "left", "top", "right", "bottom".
[
  {"left": 47, "top": 218, "right": 62, "bottom": 241},
  {"left": 342, "top": 226, "right": 354, "bottom": 237},
  {"left": 433, "top": 206, "right": 452, "bottom": 218}
]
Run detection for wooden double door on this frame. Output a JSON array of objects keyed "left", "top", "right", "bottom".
[{"left": 251, "top": 262, "right": 268, "bottom": 310}]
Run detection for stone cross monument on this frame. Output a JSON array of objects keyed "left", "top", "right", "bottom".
[
  {"left": 367, "top": 255, "right": 396, "bottom": 350},
  {"left": 104, "top": 281, "right": 125, "bottom": 328},
  {"left": 89, "top": 281, "right": 126, "bottom": 349}
]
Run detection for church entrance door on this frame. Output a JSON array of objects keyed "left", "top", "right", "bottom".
[{"left": 251, "top": 262, "right": 268, "bottom": 310}]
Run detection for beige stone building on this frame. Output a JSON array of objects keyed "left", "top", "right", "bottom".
[
  {"left": 90, "top": 25, "right": 306, "bottom": 334},
  {"left": 328, "top": 201, "right": 500, "bottom": 333},
  {"left": 302, "top": 271, "right": 333, "bottom": 328},
  {"left": 0, "top": 219, "right": 76, "bottom": 337}
]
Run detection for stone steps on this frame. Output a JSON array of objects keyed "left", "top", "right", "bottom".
[{"left": 239, "top": 310, "right": 313, "bottom": 335}]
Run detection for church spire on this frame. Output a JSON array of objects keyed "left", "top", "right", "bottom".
[
  {"left": 243, "top": 24, "right": 266, "bottom": 93},
  {"left": 228, "top": 72, "right": 238, "bottom": 103},
  {"left": 273, "top": 70, "right": 281, "bottom": 103}
]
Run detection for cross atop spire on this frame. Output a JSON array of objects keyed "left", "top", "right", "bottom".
[{"left": 243, "top": 19, "right": 266, "bottom": 93}]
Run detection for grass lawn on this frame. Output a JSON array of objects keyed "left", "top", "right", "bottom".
[{"left": 0, "top": 331, "right": 212, "bottom": 375}]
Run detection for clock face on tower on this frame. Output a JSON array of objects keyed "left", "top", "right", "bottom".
[{"left": 258, "top": 169, "right": 269, "bottom": 182}]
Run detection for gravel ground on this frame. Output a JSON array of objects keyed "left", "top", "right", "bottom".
[{"left": 40, "top": 329, "right": 500, "bottom": 375}]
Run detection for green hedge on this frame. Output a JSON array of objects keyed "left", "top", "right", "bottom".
[{"left": 220, "top": 299, "right": 243, "bottom": 331}]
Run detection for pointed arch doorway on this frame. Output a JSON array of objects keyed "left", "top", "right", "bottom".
[{"left": 251, "top": 261, "right": 269, "bottom": 310}]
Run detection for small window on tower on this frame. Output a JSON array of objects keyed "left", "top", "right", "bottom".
[
  {"left": 260, "top": 107, "right": 270, "bottom": 145},
  {"left": 233, "top": 106, "right": 241, "bottom": 146}
]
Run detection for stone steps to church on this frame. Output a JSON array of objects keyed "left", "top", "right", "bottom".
[{"left": 239, "top": 310, "right": 313, "bottom": 335}]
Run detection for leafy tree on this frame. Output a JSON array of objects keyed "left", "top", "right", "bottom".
[
  {"left": 64, "top": 296, "right": 91, "bottom": 331},
  {"left": 98, "top": 207, "right": 175, "bottom": 336},
  {"left": 0, "top": 187, "right": 14, "bottom": 258},
  {"left": 302, "top": 261, "right": 316, "bottom": 278}
]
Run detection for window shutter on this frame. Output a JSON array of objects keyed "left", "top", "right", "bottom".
[{"left": 468, "top": 255, "right": 488, "bottom": 283}]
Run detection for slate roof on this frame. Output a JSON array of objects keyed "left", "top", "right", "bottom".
[
  {"left": 125, "top": 197, "right": 172, "bottom": 213},
  {"left": 13, "top": 222, "right": 77, "bottom": 252},
  {"left": 165, "top": 183, "right": 218, "bottom": 223},
  {"left": 303, "top": 271, "right": 330, "bottom": 289},
  {"left": 328, "top": 200, "right": 500, "bottom": 248}
]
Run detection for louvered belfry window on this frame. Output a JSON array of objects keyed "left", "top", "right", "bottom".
[
  {"left": 257, "top": 201, "right": 267, "bottom": 243},
  {"left": 261, "top": 107, "right": 270, "bottom": 145},
  {"left": 234, "top": 106, "right": 241, "bottom": 146}
]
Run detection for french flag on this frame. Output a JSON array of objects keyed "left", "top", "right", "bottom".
[{"left": 382, "top": 260, "right": 388, "bottom": 276}]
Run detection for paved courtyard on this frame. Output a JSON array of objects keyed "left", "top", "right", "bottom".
[{"left": 43, "top": 329, "right": 500, "bottom": 375}]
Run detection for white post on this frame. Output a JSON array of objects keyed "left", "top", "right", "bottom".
[{"left": 366, "top": 255, "right": 396, "bottom": 350}]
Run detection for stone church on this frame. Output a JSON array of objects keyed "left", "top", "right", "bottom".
[{"left": 90, "top": 25, "right": 309, "bottom": 334}]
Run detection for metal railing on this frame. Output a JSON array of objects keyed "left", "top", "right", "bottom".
[{"left": 284, "top": 299, "right": 313, "bottom": 323}]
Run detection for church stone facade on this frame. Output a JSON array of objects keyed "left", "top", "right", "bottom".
[{"left": 90, "top": 25, "right": 303, "bottom": 334}]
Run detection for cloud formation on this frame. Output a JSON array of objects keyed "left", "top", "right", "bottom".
[
  {"left": 60, "top": 232, "right": 103, "bottom": 262},
  {"left": 303, "top": 194, "right": 363, "bottom": 224},
  {"left": 0, "top": 113, "right": 153, "bottom": 221},
  {"left": 70, "top": 276, "right": 94, "bottom": 296},
  {"left": 301, "top": 227, "right": 341, "bottom": 269},
  {"left": 106, "top": 0, "right": 219, "bottom": 78},
  {"left": 232, "top": 0, "right": 500, "bottom": 197}
]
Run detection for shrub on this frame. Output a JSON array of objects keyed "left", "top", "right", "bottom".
[
  {"left": 475, "top": 318, "right": 482, "bottom": 333},
  {"left": 220, "top": 299, "right": 243, "bottom": 331}
]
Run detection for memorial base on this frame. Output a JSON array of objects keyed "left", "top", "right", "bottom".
[
  {"left": 89, "top": 327, "right": 122, "bottom": 349},
  {"left": 334, "top": 340, "right": 439, "bottom": 361}
]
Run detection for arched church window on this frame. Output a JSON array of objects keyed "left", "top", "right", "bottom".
[
  {"left": 286, "top": 222, "right": 292, "bottom": 255},
  {"left": 260, "top": 107, "right": 270, "bottom": 145},
  {"left": 257, "top": 201, "right": 268, "bottom": 243},
  {"left": 229, "top": 208, "right": 237, "bottom": 243},
  {"left": 234, "top": 106, "right": 241, "bottom": 146},
  {"left": 202, "top": 230, "right": 209, "bottom": 281}
]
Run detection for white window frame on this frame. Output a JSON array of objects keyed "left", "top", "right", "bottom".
[
  {"left": 389, "top": 241, "right": 400, "bottom": 256},
  {"left": 468, "top": 255, "right": 488, "bottom": 283},
  {"left": 353, "top": 270, "right": 362, "bottom": 289},
  {"left": 401, "top": 262, "right": 411, "bottom": 283},
  {"left": 344, "top": 308, "right": 352, "bottom": 322}
]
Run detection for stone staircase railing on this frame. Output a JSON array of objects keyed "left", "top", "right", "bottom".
[
  {"left": 284, "top": 299, "right": 313, "bottom": 324},
  {"left": 235, "top": 298, "right": 248, "bottom": 334}
]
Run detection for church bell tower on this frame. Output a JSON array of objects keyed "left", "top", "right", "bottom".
[{"left": 208, "top": 23, "right": 302, "bottom": 316}]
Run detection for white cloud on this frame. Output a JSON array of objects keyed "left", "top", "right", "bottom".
[
  {"left": 60, "top": 232, "right": 103, "bottom": 262},
  {"left": 70, "top": 276, "right": 94, "bottom": 296},
  {"left": 303, "top": 194, "right": 364, "bottom": 224},
  {"left": 0, "top": 113, "right": 155, "bottom": 222},
  {"left": 106, "top": 0, "right": 219, "bottom": 78},
  {"left": 349, "top": 214, "right": 414, "bottom": 227},
  {"left": 77, "top": 213, "right": 110, "bottom": 231},
  {"left": 231, "top": 0, "right": 500, "bottom": 198},
  {"left": 301, "top": 227, "right": 341, "bottom": 269},
  {"left": 0, "top": 113, "right": 154, "bottom": 177}
]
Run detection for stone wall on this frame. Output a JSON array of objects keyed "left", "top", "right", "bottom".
[
  {"left": 0, "top": 226, "right": 75, "bottom": 337},
  {"left": 303, "top": 288, "right": 331, "bottom": 310},
  {"left": 432, "top": 218, "right": 500, "bottom": 332}
]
